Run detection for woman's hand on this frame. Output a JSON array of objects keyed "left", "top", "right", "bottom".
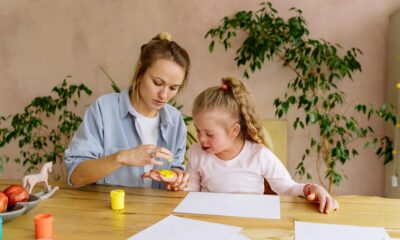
[
  {"left": 142, "top": 168, "right": 190, "bottom": 191},
  {"left": 117, "top": 145, "right": 172, "bottom": 167},
  {"left": 142, "top": 169, "right": 177, "bottom": 182},
  {"left": 304, "top": 184, "right": 340, "bottom": 214}
]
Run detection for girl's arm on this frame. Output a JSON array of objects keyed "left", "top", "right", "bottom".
[
  {"left": 185, "top": 145, "right": 201, "bottom": 191},
  {"left": 261, "top": 147, "right": 338, "bottom": 213},
  {"left": 303, "top": 183, "right": 340, "bottom": 214}
]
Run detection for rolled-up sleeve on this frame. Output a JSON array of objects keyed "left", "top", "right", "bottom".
[{"left": 64, "top": 102, "right": 104, "bottom": 186}]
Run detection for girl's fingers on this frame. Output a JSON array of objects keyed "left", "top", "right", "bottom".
[
  {"left": 306, "top": 192, "right": 316, "bottom": 202},
  {"left": 173, "top": 171, "right": 184, "bottom": 186},
  {"left": 319, "top": 193, "right": 327, "bottom": 213},
  {"left": 325, "top": 197, "right": 333, "bottom": 214},
  {"left": 177, "top": 173, "right": 191, "bottom": 190},
  {"left": 333, "top": 199, "right": 340, "bottom": 211}
]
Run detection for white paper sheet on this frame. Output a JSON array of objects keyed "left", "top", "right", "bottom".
[
  {"left": 127, "top": 215, "right": 242, "bottom": 240},
  {"left": 295, "top": 221, "right": 391, "bottom": 240},
  {"left": 173, "top": 192, "right": 280, "bottom": 219},
  {"left": 230, "top": 233, "right": 251, "bottom": 240}
]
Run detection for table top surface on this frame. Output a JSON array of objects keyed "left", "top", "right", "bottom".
[{"left": 1, "top": 180, "right": 400, "bottom": 240}]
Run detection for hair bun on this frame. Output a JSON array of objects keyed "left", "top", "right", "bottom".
[{"left": 158, "top": 32, "right": 172, "bottom": 41}]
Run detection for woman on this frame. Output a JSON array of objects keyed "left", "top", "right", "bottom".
[{"left": 64, "top": 32, "right": 190, "bottom": 190}]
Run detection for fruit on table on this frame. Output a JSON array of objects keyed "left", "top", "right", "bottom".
[
  {"left": 3, "top": 184, "right": 29, "bottom": 209},
  {"left": 0, "top": 192, "right": 8, "bottom": 213}
]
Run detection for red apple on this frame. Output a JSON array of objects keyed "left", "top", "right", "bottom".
[
  {"left": 3, "top": 184, "right": 29, "bottom": 209},
  {"left": 0, "top": 192, "right": 8, "bottom": 213}
]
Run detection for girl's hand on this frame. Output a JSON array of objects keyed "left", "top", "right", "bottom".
[
  {"left": 168, "top": 168, "right": 190, "bottom": 191},
  {"left": 304, "top": 184, "right": 340, "bottom": 214},
  {"left": 117, "top": 145, "right": 172, "bottom": 167}
]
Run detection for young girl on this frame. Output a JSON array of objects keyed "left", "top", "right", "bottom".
[
  {"left": 194, "top": 77, "right": 340, "bottom": 213},
  {"left": 145, "top": 77, "right": 339, "bottom": 213}
]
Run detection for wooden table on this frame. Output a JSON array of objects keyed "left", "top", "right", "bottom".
[{"left": 1, "top": 180, "right": 400, "bottom": 239}]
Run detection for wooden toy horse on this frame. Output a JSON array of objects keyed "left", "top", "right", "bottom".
[{"left": 22, "top": 162, "right": 53, "bottom": 194}]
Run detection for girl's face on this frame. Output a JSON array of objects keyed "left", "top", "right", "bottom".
[
  {"left": 134, "top": 59, "right": 185, "bottom": 117},
  {"left": 193, "top": 109, "right": 241, "bottom": 159}
]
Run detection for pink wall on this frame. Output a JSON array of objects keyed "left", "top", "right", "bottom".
[{"left": 1, "top": 0, "right": 400, "bottom": 195}]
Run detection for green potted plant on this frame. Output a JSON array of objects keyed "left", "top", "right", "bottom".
[
  {"left": 205, "top": 2, "right": 396, "bottom": 193},
  {"left": 0, "top": 76, "right": 92, "bottom": 180}
]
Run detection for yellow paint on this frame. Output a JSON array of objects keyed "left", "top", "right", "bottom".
[
  {"left": 158, "top": 169, "right": 175, "bottom": 179},
  {"left": 110, "top": 189, "right": 125, "bottom": 210}
]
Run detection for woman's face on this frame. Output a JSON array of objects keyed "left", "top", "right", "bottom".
[{"left": 134, "top": 59, "right": 185, "bottom": 117}]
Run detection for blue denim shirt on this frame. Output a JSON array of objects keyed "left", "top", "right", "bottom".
[{"left": 64, "top": 89, "right": 187, "bottom": 188}]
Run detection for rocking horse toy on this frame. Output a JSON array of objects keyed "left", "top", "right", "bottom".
[{"left": 22, "top": 162, "right": 59, "bottom": 200}]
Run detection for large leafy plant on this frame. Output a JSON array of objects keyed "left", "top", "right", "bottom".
[
  {"left": 205, "top": 2, "right": 396, "bottom": 192},
  {"left": 0, "top": 76, "right": 92, "bottom": 178}
]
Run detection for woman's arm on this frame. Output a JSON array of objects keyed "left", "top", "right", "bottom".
[
  {"left": 70, "top": 145, "right": 171, "bottom": 187},
  {"left": 70, "top": 152, "right": 123, "bottom": 187}
]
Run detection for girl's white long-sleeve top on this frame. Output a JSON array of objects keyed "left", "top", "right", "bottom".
[{"left": 186, "top": 141, "right": 306, "bottom": 196}]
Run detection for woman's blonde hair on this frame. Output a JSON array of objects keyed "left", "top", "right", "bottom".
[
  {"left": 130, "top": 32, "right": 190, "bottom": 100},
  {"left": 192, "top": 77, "right": 266, "bottom": 145}
]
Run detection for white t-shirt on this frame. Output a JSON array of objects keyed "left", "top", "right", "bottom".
[
  {"left": 186, "top": 141, "right": 306, "bottom": 196},
  {"left": 132, "top": 107, "right": 160, "bottom": 187}
]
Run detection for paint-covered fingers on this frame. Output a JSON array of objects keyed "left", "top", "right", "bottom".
[{"left": 158, "top": 170, "right": 178, "bottom": 183}]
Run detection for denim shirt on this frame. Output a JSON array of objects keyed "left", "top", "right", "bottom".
[{"left": 64, "top": 89, "right": 187, "bottom": 188}]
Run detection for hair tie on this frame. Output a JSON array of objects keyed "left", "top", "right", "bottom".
[
  {"left": 158, "top": 32, "right": 172, "bottom": 42},
  {"left": 220, "top": 83, "right": 228, "bottom": 90}
]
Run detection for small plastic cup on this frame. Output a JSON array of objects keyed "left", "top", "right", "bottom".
[
  {"left": 34, "top": 213, "right": 53, "bottom": 240},
  {"left": 110, "top": 190, "right": 125, "bottom": 211}
]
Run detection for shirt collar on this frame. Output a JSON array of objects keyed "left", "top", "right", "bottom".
[
  {"left": 119, "top": 89, "right": 132, "bottom": 119},
  {"left": 119, "top": 89, "right": 173, "bottom": 126}
]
